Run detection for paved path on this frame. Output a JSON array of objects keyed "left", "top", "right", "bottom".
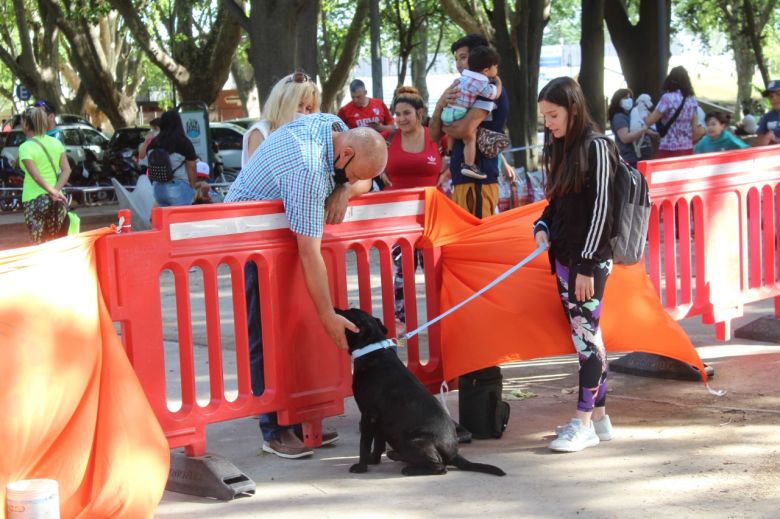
[{"left": 154, "top": 299, "right": 780, "bottom": 519}]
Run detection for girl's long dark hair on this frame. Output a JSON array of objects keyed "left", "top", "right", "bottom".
[
  {"left": 153, "top": 110, "right": 189, "bottom": 153},
  {"left": 538, "top": 77, "right": 600, "bottom": 199},
  {"left": 662, "top": 66, "right": 695, "bottom": 97}
]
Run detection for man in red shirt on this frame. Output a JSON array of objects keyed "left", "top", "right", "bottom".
[{"left": 337, "top": 79, "right": 394, "bottom": 132}]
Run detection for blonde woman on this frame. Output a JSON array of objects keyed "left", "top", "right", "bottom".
[
  {"left": 241, "top": 70, "right": 321, "bottom": 167},
  {"left": 19, "top": 106, "right": 71, "bottom": 244}
]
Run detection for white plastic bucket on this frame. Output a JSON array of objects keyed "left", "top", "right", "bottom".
[{"left": 6, "top": 479, "right": 60, "bottom": 519}]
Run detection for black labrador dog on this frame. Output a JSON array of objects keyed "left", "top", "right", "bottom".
[{"left": 338, "top": 308, "right": 505, "bottom": 477}]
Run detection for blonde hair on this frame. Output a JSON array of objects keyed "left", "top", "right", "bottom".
[
  {"left": 22, "top": 106, "right": 48, "bottom": 136},
  {"left": 261, "top": 73, "right": 321, "bottom": 132}
]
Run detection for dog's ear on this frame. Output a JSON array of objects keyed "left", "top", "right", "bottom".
[{"left": 374, "top": 317, "right": 388, "bottom": 337}]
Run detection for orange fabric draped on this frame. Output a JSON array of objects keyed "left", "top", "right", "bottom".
[
  {"left": 420, "top": 188, "right": 706, "bottom": 381},
  {"left": 0, "top": 229, "right": 169, "bottom": 519}
]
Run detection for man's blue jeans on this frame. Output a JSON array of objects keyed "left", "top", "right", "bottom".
[{"left": 245, "top": 262, "right": 299, "bottom": 442}]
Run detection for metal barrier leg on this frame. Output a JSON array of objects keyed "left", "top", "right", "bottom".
[{"left": 167, "top": 452, "right": 256, "bottom": 501}]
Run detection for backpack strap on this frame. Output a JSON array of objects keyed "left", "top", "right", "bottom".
[{"left": 28, "top": 137, "right": 59, "bottom": 175}]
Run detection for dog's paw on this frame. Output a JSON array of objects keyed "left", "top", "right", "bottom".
[
  {"left": 386, "top": 449, "right": 401, "bottom": 462},
  {"left": 349, "top": 463, "right": 368, "bottom": 474}
]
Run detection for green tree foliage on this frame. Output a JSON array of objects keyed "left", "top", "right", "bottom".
[{"left": 676, "top": 0, "right": 779, "bottom": 118}]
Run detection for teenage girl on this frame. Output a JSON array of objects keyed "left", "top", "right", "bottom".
[{"left": 534, "top": 77, "right": 618, "bottom": 453}]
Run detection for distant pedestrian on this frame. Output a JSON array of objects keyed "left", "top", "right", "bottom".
[
  {"left": 535, "top": 77, "right": 618, "bottom": 453},
  {"left": 608, "top": 88, "right": 651, "bottom": 167},
  {"left": 19, "top": 106, "right": 72, "bottom": 244},
  {"left": 756, "top": 79, "right": 780, "bottom": 146},
  {"left": 337, "top": 79, "right": 394, "bottom": 132},
  {"left": 694, "top": 111, "right": 749, "bottom": 154},
  {"left": 33, "top": 100, "right": 61, "bottom": 141},
  {"left": 138, "top": 110, "right": 198, "bottom": 206},
  {"left": 644, "top": 66, "right": 704, "bottom": 158}
]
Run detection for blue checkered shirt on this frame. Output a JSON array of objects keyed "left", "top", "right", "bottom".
[{"left": 225, "top": 113, "right": 346, "bottom": 237}]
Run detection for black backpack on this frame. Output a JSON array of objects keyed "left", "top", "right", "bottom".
[
  {"left": 458, "top": 366, "right": 510, "bottom": 439},
  {"left": 147, "top": 148, "right": 183, "bottom": 183},
  {"left": 610, "top": 157, "right": 651, "bottom": 265}
]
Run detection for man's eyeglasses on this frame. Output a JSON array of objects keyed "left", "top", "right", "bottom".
[{"left": 285, "top": 71, "right": 312, "bottom": 84}]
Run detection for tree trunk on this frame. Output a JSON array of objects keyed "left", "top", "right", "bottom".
[
  {"left": 319, "top": 0, "right": 369, "bottom": 113},
  {"left": 512, "top": 0, "right": 550, "bottom": 171},
  {"left": 39, "top": 0, "right": 138, "bottom": 128},
  {"left": 605, "top": 0, "right": 671, "bottom": 101},
  {"left": 113, "top": 0, "right": 241, "bottom": 107},
  {"left": 231, "top": 54, "right": 260, "bottom": 117},
  {"left": 411, "top": 0, "right": 429, "bottom": 105},
  {"left": 296, "top": 0, "right": 321, "bottom": 79},
  {"left": 732, "top": 37, "right": 755, "bottom": 120},
  {"left": 579, "top": 0, "right": 606, "bottom": 131}
]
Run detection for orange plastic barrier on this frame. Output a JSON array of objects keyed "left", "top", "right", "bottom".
[
  {"left": 95, "top": 189, "right": 441, "bottom": 455},
  {"left": 419, "top": 189, "right": 706, "bottom": 380},
  {"left": 638, "top": 144, "right": 780, "bottom": 339},
  {"left": 0, "top": 229, "right": 169, "bottom": 519}
]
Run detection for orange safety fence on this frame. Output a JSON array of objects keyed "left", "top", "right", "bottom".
[
  {"left": 95, "top": 189, "right": 441, "bottom": 455},
  {"left": 0, "top": 228, "right": 169, "bottom": 519},
  {"left": 639, "top": 144, "right": 780, "bottom": 339},
  {"left": 419, "top": 188, "right": 706, "bottom": 380}
]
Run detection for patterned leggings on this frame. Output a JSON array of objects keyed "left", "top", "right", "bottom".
[
  {"left": 555, "top": 259, "right": 612, "bottom": 412},
  {"left": 23, "top": 194, "right": 67, "bottom": 245},
  {"left": 392, "top": 245, "right": 423, "bottom": 323}
]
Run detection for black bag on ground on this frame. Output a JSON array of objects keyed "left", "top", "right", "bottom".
[
  {"left": 147, "top": 148, "right": 182, "bottom": 183},
  {"left": 610, "top": 158, "right": 651, "bottom": 265},
  {"left": 458, "top": 366, "right": 510, "bottom": 439}
]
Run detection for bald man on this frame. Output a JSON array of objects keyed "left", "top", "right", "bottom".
[{"left": 225, "top": 113, "right": 387, "bottom": 459}]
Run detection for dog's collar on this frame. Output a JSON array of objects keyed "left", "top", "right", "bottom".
[{"left": 351, "top": 339, "right": 395, "bottom": 360}]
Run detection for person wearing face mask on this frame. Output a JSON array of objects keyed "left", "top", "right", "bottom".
[
  {"left": 225, "top": 113, "right": 387, "bottom": 459},
  {"left": 607, "top": 89, "right": 650, "bottom": 168},
  {"left": 241, "top": 70, "right": 321, "bottom": 167}
]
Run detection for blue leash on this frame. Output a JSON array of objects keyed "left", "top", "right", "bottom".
[{"left": 398, "top": 243, "right": 547, "bottom": 343}]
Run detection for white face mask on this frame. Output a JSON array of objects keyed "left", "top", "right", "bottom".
[{"left": 620, "top": 99, "right": 634, "bottom": 112}]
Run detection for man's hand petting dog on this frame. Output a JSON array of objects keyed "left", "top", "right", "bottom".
[
  {"left": 338, "top": 307, "right": 505, "bottom": 477},
  {"left": 322, "top": 311, "right": 358, "bottom": 350}
]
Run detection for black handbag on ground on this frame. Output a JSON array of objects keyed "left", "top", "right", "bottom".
[{"left": 458, "top": 366, "right": 510, "bottom": 439}]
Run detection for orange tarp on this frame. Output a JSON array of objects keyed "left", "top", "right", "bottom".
[
  {"left": 420, "top": 188, "right": 706, "bottom": 381},
  {"left": 0, "top": 229, "right": 169, "bottom": 518}
]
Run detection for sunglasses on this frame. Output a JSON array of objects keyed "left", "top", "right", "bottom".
[{"left": 285, "top": 71, "right": 312, "bottom": 84}]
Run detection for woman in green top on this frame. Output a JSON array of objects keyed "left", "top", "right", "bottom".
[
  {"left": 19, "top": 106, "right": 72, "bottom": 244},
  {"left": 694, "top": 111, "right": 750, "bottom": 154}
]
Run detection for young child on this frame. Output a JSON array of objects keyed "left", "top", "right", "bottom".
[
  {"left": 441, "top": 45, "right": 502, "bottom": 180},
  {"left": 694, "top": 111, "right": 749, "bottom": 154}
]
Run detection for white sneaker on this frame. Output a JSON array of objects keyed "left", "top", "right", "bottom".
[
  {"left": 549, "top": 418, "right": 600, "bottom": 452},
  {"left": 592, "top": 415, "right": 614, "bottom": 441},
  {"left": 556, "top": 415, "right": 614, "bottom": 441}
]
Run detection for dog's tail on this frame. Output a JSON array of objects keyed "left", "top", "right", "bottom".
[{"left": 450, "top": 454, "right": 505, "bottom": 476}]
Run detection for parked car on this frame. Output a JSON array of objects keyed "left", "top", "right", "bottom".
[
  {"left": 0, "top": 123, "right": 111, "bottom": 186},
  {"left": 102, "top": 126, "right": 150, "bottom": 186},
  {"left": 4, "top": 113, "right": 97, "bottom": 131},
  {"left": 210, "top": 122, "right": 245, "bottom": 173},
  {"left": 224, "top": 117, "right": 260, "bottom": 131}
]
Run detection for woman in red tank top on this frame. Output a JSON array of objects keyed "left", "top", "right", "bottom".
[
  {"left": 381, "top": 88, "right": 448, "bottom": 190},
  {"left": 381, "top": 87, "right": 448, "bottom": 325}
]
